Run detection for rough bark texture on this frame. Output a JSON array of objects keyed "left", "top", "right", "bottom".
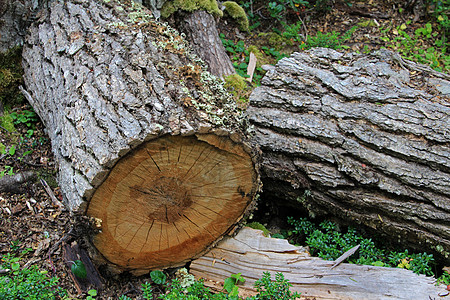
[
  {"left": 175, "top": 10, "right": 235, "bottom": 78},
  {"left": 22, "top": 0, "right": 259, "bottom": 273},
  {"left": 248, "top": 48, "right": 450, "bottom": 262},
  {"left": 191, "top": 227, "right": 447, "bottom": 300},
  {"left": 0, "top": 0, "right": 46, "bottom": 52}
]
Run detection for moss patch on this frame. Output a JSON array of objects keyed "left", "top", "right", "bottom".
[
  {"left": 247, "top": 45, "right": 274, "bottom": 67},
  {"left": 0, "top": 47, "right": 25, "bottom": 107},
  {"left": 246, "top": 222, "right": 270, "bottom": 237},
  {"left": 0, "top": 111, "right": 16, "bottom": 132},
  {"left": 161, "top": 0, "right": 223, "bottom": 18},
  {"left": 223, "top": 1, "right": 249, "bottom": 32},
  {"left": 258, "top": 32, "right": 293, "bottom": 51},
  {"left": 223, "top": 73, "right": 252, "bottom": 107}
]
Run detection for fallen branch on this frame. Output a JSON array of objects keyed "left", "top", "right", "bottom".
[
  {"left": 40, "top": 178, "right": 65, "bottom": 210},
  {"left": 0, "top": 171, "right": 36, "bottom": 194}
]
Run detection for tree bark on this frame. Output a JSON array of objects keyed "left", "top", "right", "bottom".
[
  {"left": 174, "top": 10, "right": 236, "bottom": 79},
  {"left": 22, "top": 0, "right": 259, "bottom": 273},
  {"left": 247, "top": 48, "right": 450, "bottom": 262},
  {"left": 0, "top": 0, "right": 47, "bottom": 52}
]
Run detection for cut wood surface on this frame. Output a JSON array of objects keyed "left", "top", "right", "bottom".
[
  {"left": 247, "top": 48, "right": 450, "bottom": 261},
  {"left": 88, "top": 134, "right": 256, "bottom": 270},
  {"left": 191, "top": 227, "right": 447, "bottom": 300},
  {"left": 22, "top": 0, "right": 259, "bottom": 273}
]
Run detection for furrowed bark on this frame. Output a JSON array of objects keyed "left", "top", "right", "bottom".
[
  {"left": 248, "top": 48, "right": 450, "bottom": 262},
  {"left": 0, "top": 0, "right": 47, "bottom": 52},
  {"left": 22, "top": 0, "right": 259, "bottom": 273},
  {"left": 174, "top": 10, "right": 236, "bottom": 78}
]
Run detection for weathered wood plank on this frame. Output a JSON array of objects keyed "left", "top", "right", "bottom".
[{"left": 190, "top": 227, "right": 446, "bottom": 299}]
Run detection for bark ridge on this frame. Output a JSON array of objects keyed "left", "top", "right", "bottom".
[{"left": 248, "top": 48, "right": 450, "bottom": 261}]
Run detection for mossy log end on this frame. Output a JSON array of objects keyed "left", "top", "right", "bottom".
[
  {"left": 248, "top": 48, "right": 450, "bottom": 262},
  {"left": 22, "top": 0, "right": 259, "bottom": 273}
]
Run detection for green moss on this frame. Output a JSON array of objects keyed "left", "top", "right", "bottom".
[
  {"left": 0, "top": 142, "right": 5, "bottom": 154},
  {"left": 223, "top": 74, "right": 251, "bottom": 105},
  {"left": 258, "top": 32, "right": 293, "bottom": 51},
  {"left": 0, "top": 47, "right": 24, "bottom": 106},
  {"left": 0, "top": 111, "right": 16, "bottom": 132},
  {"left": 247, "top": 45, "right": 272, "bottom": 67},
  {"left": 161, "top": 0, "right": 223, "bottom": 18},
  {"left": 223, "top": 1, "right": 249, "bottom": 32},
  {"left": 246, "top": 222, "right": 270, "bottom": 237},
  {"left": 224, "top": 73, "right": 247, "bottom": 91},
  {"left": 358, "top": 20, "right": 377, "bottom": 27}
]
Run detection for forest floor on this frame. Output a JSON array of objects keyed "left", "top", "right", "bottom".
[{"left": 0, "top": 0, "right": 448, "bottom": 298}]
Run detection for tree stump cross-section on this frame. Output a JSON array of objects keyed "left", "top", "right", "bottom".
[{"left": 87, "top": 134, "right": 256, "bottom": 271}]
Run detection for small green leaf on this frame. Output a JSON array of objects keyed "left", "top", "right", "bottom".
[
  {"left": 372, "top": 261, "right": 385, "bottom": 267},
  {"left": 229, "top": 285, "right": 239, "bottom": 297},
  {"left": 11, "top": 262, "right": 20, "bottom": 271},
  {"left": 9, "top": 145, "right": 16, "bottom": 156},
  {"left": 71, "top": 260, "right": 87, "bottom": 279},
  {"left": 150, "top": 270, "right": 166, "bottom": 285},
  {"left": 224, "top": 277, "right": 236, "bottom": 293},
  {"left": 88, "top": 289, "right": 98, "bottom": 296}
]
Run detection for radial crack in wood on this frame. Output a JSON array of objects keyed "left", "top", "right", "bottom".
[{"left": 87, "top": 135, "right": 256, "bottom": 271}]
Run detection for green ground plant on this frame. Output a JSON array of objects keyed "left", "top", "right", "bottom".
[
  {"left": 0, "top": 248, "right": 67, "bottom": 299},
  {"left": 159, "top": 271, "right": 300, "bottom": 300},
  {"left": 10, "top": 109, "right": 39, "bottom": 137},
  {"left": 284, "top": 217, "right": 440, "bottom": 278},
  {"left": 300, "top": 26, "right": 357, "bottom": 50},
  {"left": 380, "top": 21, "right": 449, "bottom": 72}
]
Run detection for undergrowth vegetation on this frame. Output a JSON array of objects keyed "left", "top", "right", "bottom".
[
  {"left": 272, "top": 217, "right": 450, "bottom": 285},
  {"left": 0, "top": 247, "right": 67, "bottom": 299},
  {"left": 1, "top": 252, "right": 301, "bottom": 300},
  {"left": 221, "top": 0, "right": 449, "bottom": 83}
]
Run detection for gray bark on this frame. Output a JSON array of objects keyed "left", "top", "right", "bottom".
[
  {"left": 22, "top": 0, "right": 248, "bottom": 212},
  {"left": 0, "top": 0, "right": 46, "bottom": 52},
  {"left": 175, "top": 10, "right": 235, "bottom": 78},
  {"left": 248, "top": 48, "right": 450, "bottom": 262}
]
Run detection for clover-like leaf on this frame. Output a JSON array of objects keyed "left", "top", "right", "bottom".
[
  {"left": 150, "top": 270, "right": 166, "bottom": 285},
  {"left": 71, "top": 260, "right": 87, "bottom": 279}
]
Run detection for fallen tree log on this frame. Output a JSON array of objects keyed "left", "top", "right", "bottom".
[
  {"left": 22, "top": 0, "right": 259, "bottom": 273},
  {"left": 191, "top": 227, "right": 447, "bottom": 299},
  {"left": 247, "top": 48, "right": 450, "bottom": 262}
]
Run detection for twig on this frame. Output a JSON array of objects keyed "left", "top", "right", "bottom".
[
  {"left": 40, "top": 178, "right": 65, "bottom": 210},
  {"left": 330, "top": 244, "right": 360, "bottom": 269},
  {"left": 23, "top": 257, "right": 43, "bottom": 269},
  {"left": 47, "top": 227, "right": 76, "bottom": 274}
]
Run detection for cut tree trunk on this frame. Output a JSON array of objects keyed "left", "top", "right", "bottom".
[
  {"left": 174, "top": 10, "right": 236, "bottom": 79},
  {"left": 22, "top": 0, "right": 259, "bottom": 273},
  {"left": 191, "top": 227, "right": 447, "bottom": 300},
  {"left": 247, "top": 48, "right": 450, "bottom": 263}
]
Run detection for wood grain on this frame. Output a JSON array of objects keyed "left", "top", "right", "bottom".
[
  {"left": 191, "top": 227, "right": 446, "bottom": 300},
  {"left": 88, "top": 135, "right": 256, "bottom": 270}
]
